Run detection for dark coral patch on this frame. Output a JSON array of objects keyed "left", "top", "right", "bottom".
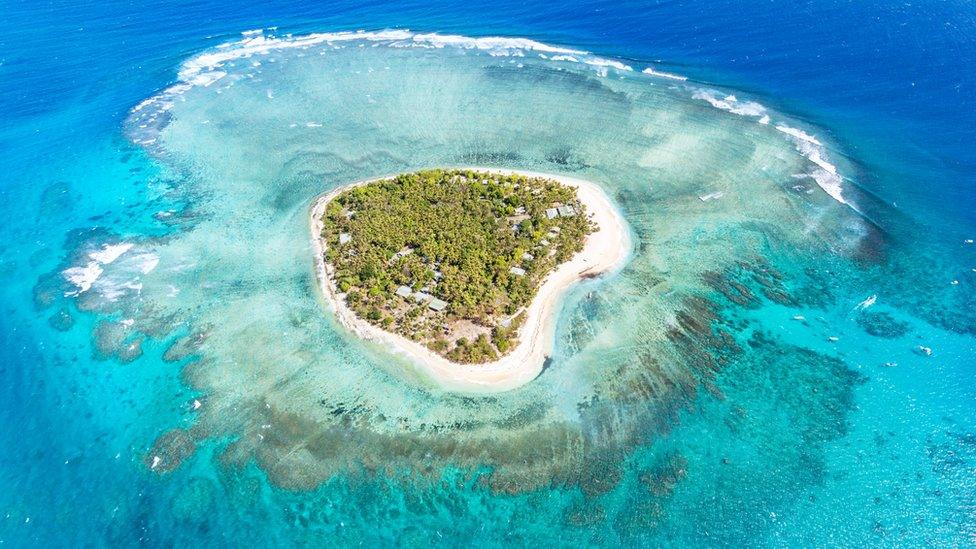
[{"left": 856, "top": 311, "right": 911, "bottom": 338}]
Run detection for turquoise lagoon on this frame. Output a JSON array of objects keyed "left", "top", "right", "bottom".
[{"left": 3, "top": 25, "right": 975, "bottom": 546}]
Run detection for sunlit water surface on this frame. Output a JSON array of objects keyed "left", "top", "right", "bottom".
[{"left": 3, "top": 22, "right": 975, "bottom": 547}]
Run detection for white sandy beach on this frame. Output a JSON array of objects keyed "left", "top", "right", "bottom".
[{"left": 310, "top": 167, "right": 630, "bottom": 393}]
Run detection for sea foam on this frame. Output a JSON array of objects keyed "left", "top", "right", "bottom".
[
  {"left": 129, "top": 27, "right": 856, "bottom": 215},
  {"left": 63, "top": 263, "right": 104, "bottom": 295},
  {"left": 692, "top": 90, "right": 767, "bottom": 118},
  {"left": 63, "top": 243, "right": 135, "bottom": 295},
  {"left": 642, "top": 67, "right": 688, "bottom": 81},
  {"left": 690, "top": 86, "right": 855, "bottom": 212},
  {"left": 62, "top": 244, "right": 158, "bottom": 301},
  {"left": 131, "top": 27, "right": 635, "bottom": 132},
  {"left": 775, "top": 124, "right": 856, "bottom": 211},
  {"left": 88, "top": 243, "right": 134, "bottom": 264}
]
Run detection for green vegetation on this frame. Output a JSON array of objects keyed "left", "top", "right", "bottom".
[{"left": 320, "top": 169, "right": 593, "bottom": 363}]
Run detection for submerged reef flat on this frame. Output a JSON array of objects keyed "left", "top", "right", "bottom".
[
  {"left": 312, "top": 168, "right": 628, "bottom": 391},
  {"left": 32, "top": 28, "right": 975, "bottom": 534}
]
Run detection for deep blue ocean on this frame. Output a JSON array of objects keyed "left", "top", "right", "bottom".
[{"left": 2, "top": 0, "right": 974, "bottom": 546}]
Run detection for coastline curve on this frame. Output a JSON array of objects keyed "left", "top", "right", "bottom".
[{"left": 309, "top": 167, "right": 631, "bottom": 393}]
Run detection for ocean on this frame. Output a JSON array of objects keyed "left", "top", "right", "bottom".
[{"left": 1, "top": 0, "right": 974, "bottom": 546}]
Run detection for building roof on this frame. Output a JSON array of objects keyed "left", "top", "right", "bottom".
[
  {"left": 545, "top": 208, "right": 559, "bottom": 219},
  {"left": 412, "top": 291, "right": 434, "bottom": 303},
  {"left": 428, "top": 298, "right": 448, "bottom": 312},
  {"left": 339, "top": 233, "right": 351, "bottom": 244},
  {"left": 557, "top": 205, "right": 576, "bottom": 217},
  {"left": 509, "top": 266, "right": 526, "bottom": 277},
  {"left": 395, "top": 285, "right": 413, "bottom": 298},
  {"left": 522, "top": 252, "right": 534, "bottom": 261}
]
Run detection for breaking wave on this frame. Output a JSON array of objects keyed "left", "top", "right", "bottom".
[{"left": 128, "top": 27, "right": 857, "bottom": 214}]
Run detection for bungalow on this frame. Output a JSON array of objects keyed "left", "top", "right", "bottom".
[
  {"left": 428, "top": 298, "right": 448, "bottom": 312},
  {"left": 522, "top": 252, "right": 535, "bottom": 262},
  {"left": 545, "top": 208, "right": 559, "bottom": 219},
  {"left": 412, "top": 291, "right": 434, "bottom": 303},
  {"left": 395, "top": 285, "right": 413, "bottom": 298},
  {"left": 509, "top": 266, "right": 527, "bottom": 277},
  {"left": 339, "top": 233, "right": 352, "bottom": 245},
  {"left": 557, "top": 205, "right": 576, "bottom": 217}
]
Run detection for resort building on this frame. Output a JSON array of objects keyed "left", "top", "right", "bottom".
[
  {"left": 557, "top": 205, "right": 576, "bottom": 217},
  {"left": 547, "top": 205, "right": 577, "bottom": 218},
  {"left": 395, "top": 285, "right": 413, "bottom": 298},
  {"left": 394, "top": 285, "right": 448, "bottom": 312}
]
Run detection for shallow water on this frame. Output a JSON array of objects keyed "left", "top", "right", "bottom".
[{"left": 2, "top": 4, "right": 975, "bottom": 547}]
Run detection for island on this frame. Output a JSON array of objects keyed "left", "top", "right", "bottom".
[{"left": 311, "top": 168, "right": 629, "bottom": 392}]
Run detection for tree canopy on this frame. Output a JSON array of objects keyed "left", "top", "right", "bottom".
[{"left": 320, "top": 169, "right": 593, "bottom": 362}]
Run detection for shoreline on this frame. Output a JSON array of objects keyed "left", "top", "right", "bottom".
[{"left": 309, "top": 167, "right": 631, "bottom": 393}]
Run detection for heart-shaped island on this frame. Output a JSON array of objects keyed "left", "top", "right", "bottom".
[{"left": 311, "top": 168, "right": 629, "bottom": 392}]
